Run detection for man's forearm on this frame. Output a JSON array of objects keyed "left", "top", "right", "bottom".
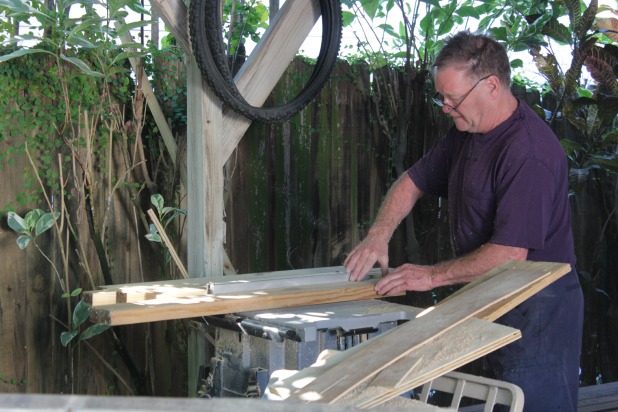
[
  {"left": 432, "top": 243, "right": 528, "bottom": 286},
  {"left": 367, "top": 173, "right": 422, "bottom": 242}
]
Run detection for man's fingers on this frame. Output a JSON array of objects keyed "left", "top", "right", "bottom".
[{"left": 349, "top": 255, "right": 375, "bottom": 281}]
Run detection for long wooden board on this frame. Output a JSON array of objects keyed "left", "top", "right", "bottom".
[
  {"left": 84, "top": 267, "right": 372, "bottom": 306},
  {"left": 350, "top": 319, "right": 520, "bottom": 408},
  {"left": 284, "top": 261, "right": 570, "bottom": 404},
  {"left": 88, "top": 277, "right": 394, "bottom": 326},
  {"left": 269, "top": 316, "right": 520, "bottom": 405}
]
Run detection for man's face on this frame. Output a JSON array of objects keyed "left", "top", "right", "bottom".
[{"left": 434, "top": 66, "right": 488, "bottom": 134}]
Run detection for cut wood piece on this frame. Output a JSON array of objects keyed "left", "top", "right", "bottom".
[
  {"left": 89, "top": 278, "right": 393, "bottom": 326},
  {"left": 352, "top": 319, "right": 521, "bottom": 409},
  {"left": 285, "top": 261, "right": 570, "bottom": 404},
  {"left": 83, "top": 290, "right": 118, "bottom": 306}
]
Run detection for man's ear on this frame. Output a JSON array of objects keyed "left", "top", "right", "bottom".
[{"left": 486, "top": 75, "right": 501, "bottom": 98}]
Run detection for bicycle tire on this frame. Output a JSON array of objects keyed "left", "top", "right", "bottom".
[{"left": 189, "top": 0, "right": 342, "bottom": 123}]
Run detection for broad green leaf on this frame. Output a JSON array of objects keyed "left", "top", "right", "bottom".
[
  {"left": 361, "top": 0, "right": 380, "bottom": 20},
  {"left": 115, "top": 19, "right": 152, "bottom": 36},
  {"left": 0, "top": 0, "right": 30, "bottom": 13},
  {"left": 145, "top": 233, "right": 162, "bottom": 243},
  {"left": 72, "top": 300, "right": 91, "bottom": 329},
  {"left": 126, "top": 2, "right": 150, "bottom": 15},
  {"left": 456, "top": 6, "right": 480, "bottom": 19},
  {"left": 488, "top": 27, "right": 508, "bottom": 42},
  {"left": 110, "top": 51, "right": 148, "bottom": 66},
  {"left": 34, "top": 212, "right": 59, "bottom": 237},
  {"left": 60, "top": 330, "right": 79, "bottom": 347},
  {"left": 342, "top": 11, "right": 356, "bottom": 27},
  {"left": 511, "top": 59, "right": 524, "bottom": 69},
  {"left": 16, "top": 235, "right": 31, "bottom": 250},
  {"left": 151, "top": 194, "right": 164, "bottom": 215},
  {"left": 7, "top": 212, "right": 29, "bottom": 234},
  {"left": 541, "top": 18, "right": 572, "bottom": 45},
  {"left": 59, "top": 54, "right": 104, "bottom": 77},
  {"left": 577, "top": 88, "right": 594, "bottom": 98},
  {"left": 0, "top": 0, "right": 53, "bottom": 21},
  {"left": 25, "top": 210, "right": 44, "bottom": 230},
  {"left": 0, "top": 48, "right": 55, "bottom": 63},
  {"left": 70, "top": 288, "right": 83, "bottom": 297},
  {"left": 79, "top": 323, "right": 112, "bottom": 341},
  {"left": 66, "top": 34, "right": 98, "bottom": 49}
]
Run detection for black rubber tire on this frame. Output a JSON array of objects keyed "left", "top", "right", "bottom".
[{"left": 189, "top": 0, "right": 342, "bottom": 123}]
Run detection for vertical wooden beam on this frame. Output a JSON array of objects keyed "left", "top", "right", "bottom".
[
  {"left": 150, "top": 0, "right": 323, "bottom": 393},
  {"left": 152, "top": 0, "right": 322, "bottom": 161},
  {"left": 186, "top": 60, "right": 225, "bottom": 278}
]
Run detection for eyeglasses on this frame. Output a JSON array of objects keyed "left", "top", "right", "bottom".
[{"left": 432, "top": 74, "right": 491, "bottom": 114}]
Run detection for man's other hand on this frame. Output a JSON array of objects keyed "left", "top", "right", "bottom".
[{"left": 374, "top": 264, "right": 434, "bottom": 295}]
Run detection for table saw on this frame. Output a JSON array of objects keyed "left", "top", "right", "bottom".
[
  {"left": 200, "top": 299, "right": 418, "bottom": 397},
  {"left": 83, "top": 261, "right": 571, "bottom": 410}
]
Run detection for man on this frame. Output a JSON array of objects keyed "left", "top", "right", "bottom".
[{"left": 344, "top": 31, "right": 583, "bottom": 411}]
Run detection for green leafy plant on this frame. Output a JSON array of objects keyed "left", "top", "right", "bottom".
[
  {"left": 146, "top": 194, "right": 186, "bottom": 272},
  {"left": 147, "top": 194, "right": 186, "bottom": 238},
  {"left": 60, "top": 300, "right": 111, "bottom": 348},
  {"left": 0, "top": 0, "right": 166, "bottom": 395},
  {"left": 7, "top": 209, "right": 64, "bottom": 288}
]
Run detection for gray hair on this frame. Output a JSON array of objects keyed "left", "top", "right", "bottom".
[{"left": 433, "top": 31, "right": 511, "bottom": 87}]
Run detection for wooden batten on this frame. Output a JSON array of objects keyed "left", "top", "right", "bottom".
[
  {"left": 83, "top": 267, "right": 392, "bottom": 326},
  {"left": 89, "top": 279, "right": 390, "bottom": 326}
]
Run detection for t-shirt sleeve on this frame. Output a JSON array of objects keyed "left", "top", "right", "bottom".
[
  {"left": 407, "top": 134, "right": 453, "bottom": 198},
  {"left": 490, "top": 157, "right": 557, "bottom": 250}
]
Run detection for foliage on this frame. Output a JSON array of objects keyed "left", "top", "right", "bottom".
[
  {"left": 145, "top": 194, "right": 186, "bottom": 270},
  {"left": 146, "top": 193, "right": 186, "bottom": 241},
  {"left": 0, "top": 0, "right": 172, "bottom": 395},
  {"left": 221, "top": 0, "right": 269, "bottom": 62},
  {"left": 60, "top": 300, "right": 111, "bottom": 348},
  {"left": 7, "top": 209, "right": 59, "bottom": 250},
  {"left": 0, "top": 0, "right": 151, "bottom": 74}
]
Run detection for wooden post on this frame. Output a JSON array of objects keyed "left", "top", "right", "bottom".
[{"left": 151, "top": 0, "right": 322, "bottom": 396}]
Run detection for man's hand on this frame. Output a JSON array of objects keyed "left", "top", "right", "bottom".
[
  {"left": 374, "top": 263, "right": 434, "bottom": 296},
  {"left": 344, "top": 236, "right": 389, "bottom": 281}
]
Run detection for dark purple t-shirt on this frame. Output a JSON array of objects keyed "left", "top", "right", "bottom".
[{"left": 408, "top": 99, "right": 575, "bottom": 267}]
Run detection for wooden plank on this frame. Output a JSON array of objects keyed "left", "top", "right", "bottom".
[
  {"left": 88, "top": 278, "right": 393, "bottom": 326},
  {"left": 207, "top": 272, "right": 349, "bottom": 294},
  {"left": 437, "top": 260, "right": 571, "bottom": 322},
  {"left": 221, "top": 0, "right": 321, "bottom": 160},
  {"left": 269, "top": 317, "right": 519, "bottom": 404},
  {"left": 83, "top": 266, "right": 368, "bottom": 305},
  {"left": 577, "top": 381, "right": 618, "bottom": 412},
  {"left": 284, "top": 261, "right": 570, "bottom": 404},
  {"left": 349, "top": 319, "right": 521, "bottom": 408}
]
